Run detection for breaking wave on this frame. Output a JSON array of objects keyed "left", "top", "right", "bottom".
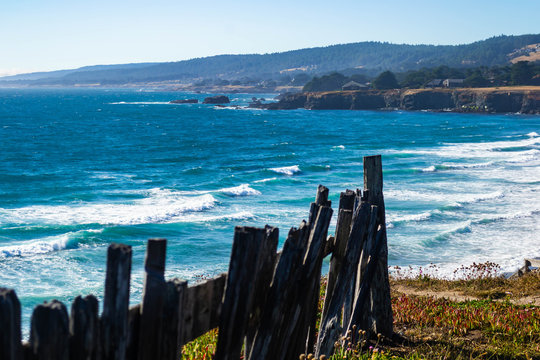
[{"left": 270, "top": 165, "right": 301, "bottom": 176}]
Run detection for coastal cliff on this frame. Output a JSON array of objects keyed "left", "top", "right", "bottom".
[{"left": 265, "top": 87, "right": 540, "bottom": 114}]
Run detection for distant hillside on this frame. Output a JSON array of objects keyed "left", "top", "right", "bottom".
[
  {"left": 1, "top": 34, "right": 539, "bottom": 86},
  {"left": 0, "top": 63, "right": 159, "bottom": 82}
]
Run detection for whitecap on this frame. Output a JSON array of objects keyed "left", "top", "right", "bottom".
[
  {"left": 269, "top": 165, "right": 301, "bottom": 176},
  {"left": 0, "top": 191, "right": 217, "bottom": 226},
  {"left": 254, "top": 177, "right": 278, "bottom": 183},
  {"left": 442, "top": 161, "right": 494, "bottom": 170},
  {"left": 421, "top": 165, "right": 436, "bottom": 172},
  {"left": 388, "top": 211, "right": 433, "bottom": 223},
  {"left": 527, "top": 132, "right": 539, "bottom": 137},
  {"left": 458, "top": 191, "right": 504, "bottom": 204},
  {"left": 385, "top": 189, "right": 503, "bottom": 205},
  {"left": 0, "top": 229, "right": 102, "bottom": 258},
  {"left": 109, "top": 101, "right": 171, "bottom": 105},
  {"left": 218, "top": 184, "right": 261, "bottom": 196},
  {"left": 388, "top": 135, "right": 540, "bottom": 162}
]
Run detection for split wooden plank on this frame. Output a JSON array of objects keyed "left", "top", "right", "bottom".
[
  {"left": 346, "top": 226, "right": 385, "bottom": 337},
  {"left": 0, "top": 288, "right": 22, "bottom": 360},
  {"left": 214, "top": 226, "right": 273, "bottom": 360},
  {"left": 321, "top": 190, "right": 356, "bottom": 320},
  {"left": 353, "top": 205, "right": 379, "bottom": 331},
  {"left": 138, "top": 238, "right": 167, "bottom": 360},
  {"left": 30, "top": 300, "right": 69, "bottom": 360},
  {"left": 247, "top": 223, "right": 309, "bottom": 360},
  {"left": 101, "top": 243, "right": 132, "bottom": 360},
  {"left": 181, "top": 273, "right": 226, "bottom": 344},
  {"left": 315, "top": 201, "right": 371, "bottom": 358},
  {"left": 161, "top": 278, "right": 187, "bottom": 360},
  {"left": 293, "top": 187, "right": 333, "bottom": 356},
  {"left": 362, "top": 155, "right": 393, "bottom": 337},
  {"left": 125, "top": 305, "right": 140, "bottom": 360},
  {"left": 69, "top": 295, "right": 99, "bottom": 360},
  {"left": 245, "top": 226, "right": 279, "bottom": 356}
]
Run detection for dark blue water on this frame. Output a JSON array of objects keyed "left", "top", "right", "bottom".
[{"left": 1, "top": 88, "right": 539, "bottom": 333}]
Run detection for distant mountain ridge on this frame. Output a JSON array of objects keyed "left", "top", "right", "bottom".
[{"left": 2, "top": 34, "right": 539, "bottom": 86}]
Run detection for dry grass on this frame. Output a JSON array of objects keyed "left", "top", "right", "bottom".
[{"left": 390, "top": 264, "right": 540, "bottom": 303}]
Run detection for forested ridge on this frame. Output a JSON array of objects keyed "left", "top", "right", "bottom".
[{"left": 1, "top": 34, "right": 539, "bottom": 86}]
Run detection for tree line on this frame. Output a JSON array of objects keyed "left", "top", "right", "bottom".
[{"left": 302, "top": 62, "right": 540, "bottom": 91}]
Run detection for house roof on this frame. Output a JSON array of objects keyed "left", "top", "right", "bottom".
[
  {"left": 342, "top": 81, "right": 367, "bottom": 88},
  {"left": 425, "top": 79, "right": 443, "bottom": 86}
]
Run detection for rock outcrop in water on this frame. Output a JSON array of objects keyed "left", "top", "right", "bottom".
[
  {"left": 203, "top": 95, "right": 230, "bottom": 104},
  {"left": 264, "top": 87, "right": 540, "bottom": 114}
]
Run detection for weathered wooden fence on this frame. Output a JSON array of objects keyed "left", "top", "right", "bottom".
[{"left": 0, "top": 155, "right": 393, "bottom": 360}]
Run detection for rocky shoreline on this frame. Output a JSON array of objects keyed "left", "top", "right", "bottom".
[{"left": 260, "top": 87, "right": 540, "bottom": 114}]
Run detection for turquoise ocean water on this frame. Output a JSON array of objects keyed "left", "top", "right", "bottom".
[{"left": 1, "top": 88, "right": 539, "bottom": 333}]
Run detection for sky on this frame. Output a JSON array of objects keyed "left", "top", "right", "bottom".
[{"left": 1, "top": 0, "right": 539, "bottom": 76}]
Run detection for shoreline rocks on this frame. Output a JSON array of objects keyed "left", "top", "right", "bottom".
[{"left": 264, "top": 88, "right": 540, "bottom": 114}]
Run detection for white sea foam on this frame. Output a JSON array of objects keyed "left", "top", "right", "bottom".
[
  {"left": 0, "top": 229, "right": 102, "bottom": 258},
  {"left": 0, "top": 190, "right": 217, "bottom": 226},
  {"left": 442, "top": 161, "right": 494, "bottom": 170},
  {"left": 332, "top": 145, "right": 345, "bottom": 150},
  {"left": 254, "top": 177, "right": 278, "bottom": 183},
  {"left": 270, "top": 165, "right": 301, "bottom": 176},
  {"left": 413, "top": 161, "right": 495, "bottom": 173},
  {"left": 421, "top": 165, "right": 436, "bottom": 172},
  {"left": 109, "top": 101, "right": 172, "bottom": 105},
  {"left": 392, "top": 133, "right": 540, "bottom": 163},
  {"left": 385, "top": 189, "right": 503, "bottom": 206},
  {"left": 388, "top": 211, "right": 433, "bottom": 224},
  {"left": 90, "top": 172, "right": 137, "bottom": 180},
  {"left": 527, "top": 132, "right": 539, "bottom": 137},
  {"left": 386, "top": 211, "right": 433, "bottom": 228},
  {"left": 218, "top": 184, "right": 261, "bottom": 196}
]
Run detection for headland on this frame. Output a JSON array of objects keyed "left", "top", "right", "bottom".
[{"left": 261, "top": 87, "right": 540, "bottom": 114}]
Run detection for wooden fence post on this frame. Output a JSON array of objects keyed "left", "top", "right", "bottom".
[
  {"left": 353, "top": 205, "right": 379, "bottom": 330},
  {"left": 346, "top": 226, "right": 385, "bottom": 336},
  {"left": 161, "top": 278, "right": 187, "bottom": 360},
  {"left": 245, "top": 226, "right": 278, "bottom": 355},
  {"left": 299, "top": 186, "right": 332, "bottom": 356},
  {"left": 30, "top": 300, "right": 69, "bottom": 360},
  {"left": 101, "top": 243, "right": 132, "bottom": 360},
  {"left": 181, "top": 274, "right": 226, "bottom": 345},
  {"left": 215, "top": 226, "right": 277, "bottom": 360},
  {"left": 247, "top": 224, "right": 309, "bottom": 360},
  {"left": 321, "top": 190, "right": 356, "bottom": 320},
  {"left": 315, "top": 201, "right": 371, "bottom": 357},
  {"left": 125, "top": 305, "right": 141, "bottom": 360},
  {"left": 0, "top": 288, "right": 22, "bottom": 360},
  {"left": 363, "top": 155, "right": 393, "bottom": 337},
  {"left": 69, "top": 295, "right": 99, "bottom": 360},
  {"left": 138, "top": 238, "right": 167, "bottom": 360}
]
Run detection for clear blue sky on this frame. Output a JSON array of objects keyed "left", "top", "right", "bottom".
[{"left": 1, "top": 0, "right": 539, "bottom": 76}]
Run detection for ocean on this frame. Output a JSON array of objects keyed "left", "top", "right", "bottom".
[{"left": 1, "top": 88, "right": 539, "bottom": 334}]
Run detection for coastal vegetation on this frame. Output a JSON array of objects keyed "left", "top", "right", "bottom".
[
  {"left": 301, "top": 62, "right": 540, "bottom": 92},
  {"left": 182, "top": 265, "right": 540, "bottom": 360}
]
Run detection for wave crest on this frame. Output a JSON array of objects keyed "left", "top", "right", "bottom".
[
  {"left": 0, "top": 229, "right": 101, "bottom": 258},
  {"left": 270, "top": 165, "right": 300, "bottom": 176},
  {"left": 0, "top": 190, "right": 217, "bottom": 226},
  {"left": 218, "top": 184, "right": 261, "bottom": 196}
]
